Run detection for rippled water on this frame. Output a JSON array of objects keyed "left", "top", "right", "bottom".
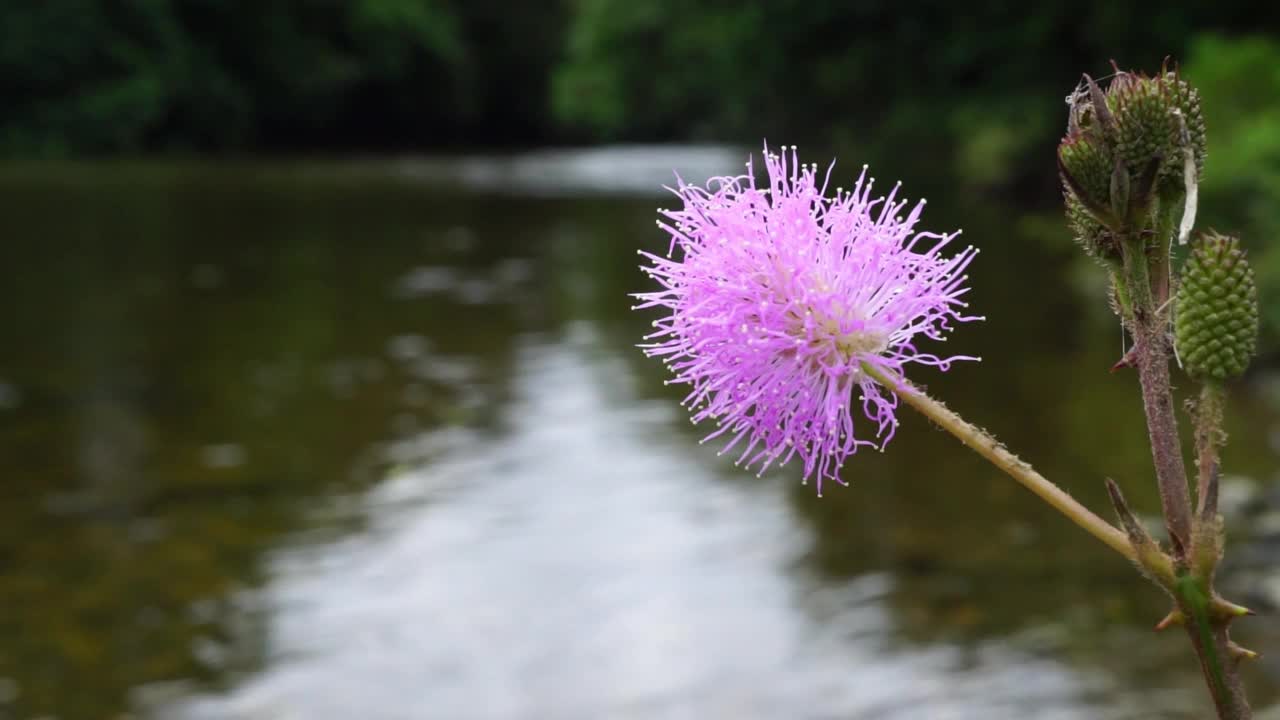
[{"left": 0, "top": 151, "right": 1277, "bottom": 720}]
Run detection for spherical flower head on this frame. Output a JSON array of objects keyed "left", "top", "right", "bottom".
[{"left": 633, "top": 145, "right": 983, "bottom": 494}]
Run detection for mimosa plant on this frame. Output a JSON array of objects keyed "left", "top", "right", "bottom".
[{"left": 635, "top": 61, "right": 1260, "bottom": 719}]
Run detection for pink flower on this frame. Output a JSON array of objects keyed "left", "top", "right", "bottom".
[{"left": 633, "top": 145, "right": 982, "bottom": 493}]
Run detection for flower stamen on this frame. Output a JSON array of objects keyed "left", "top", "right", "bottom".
[{"left": 634, "top": 143, "right": 981, "bottom": 493}]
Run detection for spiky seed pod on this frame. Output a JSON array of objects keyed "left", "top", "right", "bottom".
[
  {"left": 1175, "top": 233, "right": 1258, "bottom": 382},
  {"left": 1059, "top": 127, "right": 1113, "bottom": 211},
  {"left": 1065, "top": 193, "right": 1117, "bottom": 261},
  {"left": 1108, "top": 71, "right": 1206, "bottom": 198},
  {"left": 1059, "top": 66, "right": 1206, "bottom": 250}
]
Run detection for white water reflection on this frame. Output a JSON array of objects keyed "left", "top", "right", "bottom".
[
  {"left": 172, "top": 330, "right": 1139, "bottom": 720},
  {"left": 397, "top": 145, "right": 747, "bottom": 197}
]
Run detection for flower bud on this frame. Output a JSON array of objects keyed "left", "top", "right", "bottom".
[
  {"left": 1059, "top": 126, "right": 1112, "bottom": 200},
  {"left": 1059, "top": 121, "right": 1120, "bottom": 260},
  {"left": 1059, "top": 66, "right": 1206, "bottom": 248},
  {"left": 1108, "top": 71, "right": 1206, "bottom": 199},
  {"left": 1064, "top": 193, "right": 1116, "bottom": 261},
  {"left": 1175, "top": 233, "right": 1258, "bottom": 382}
]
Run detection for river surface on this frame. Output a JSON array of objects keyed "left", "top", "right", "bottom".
[{"left": 0, "top": 150, "right": 1277, "bottom": 719}]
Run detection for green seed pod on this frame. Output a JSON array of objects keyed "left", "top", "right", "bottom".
[
  {"left": 1064, "top": 192, "right": 1118, "bottom": 261},
  {"left": 1058, "top": 125, "right": 1113, "bottom": 208},
  {"left": 1107, "top": 71, "right": 1206, "bottom": 198},
  {"left": 1060, "top": 68, "right": 1205, "bottom": 229},
  {"left": 1175, "top": 233, "right": 1258, "bottom": 382}
]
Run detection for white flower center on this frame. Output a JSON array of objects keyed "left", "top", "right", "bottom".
[
  {"left": 834, "top": 327, "right": 890, "bottom": 359},
  {"left": 785, "top": 307, "right": 889, "bottom": 371}
]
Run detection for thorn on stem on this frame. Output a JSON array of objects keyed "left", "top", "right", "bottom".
[
  {"left": 1228, "top": 642, "right": 1261, "bottom": 663},
  {"left": 1110, "top": 346, "right": 1138, "bottom": 373},
  {"left": 1209, "top": 597, "right": 1256, "bottom": 620},
  {"left": 1155, "top": 609, "right": 1185, "bottom": 631}
]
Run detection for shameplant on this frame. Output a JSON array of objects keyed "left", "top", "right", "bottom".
[
  {"left": 634, "top": 62, "right": 1260, "bottom": 720},
  {"left": 635, "top": 150, "right": 982, "bottom": 491}
]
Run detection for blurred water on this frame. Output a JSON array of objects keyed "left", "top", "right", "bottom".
[
  {"left": 0, "top": 152, "right": 1277, "bottom": 720},
  {"left": 395, "top": 145, "right": 749, "bottom": 197}
]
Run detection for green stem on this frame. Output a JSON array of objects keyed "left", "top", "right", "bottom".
[
  {"left": 861, "top": 363, "right": 1133, "bottom": 561},
  {"left": 1179, "top": 573, "right": 1233, "bottom": 715}
]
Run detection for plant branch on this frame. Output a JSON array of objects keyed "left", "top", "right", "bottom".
[
  {"left": 862, "top": 362, "right": 1134, "bottom": 561},
  {"left": 1118, "top": 243, "right": 1194, "bottom": 551}
]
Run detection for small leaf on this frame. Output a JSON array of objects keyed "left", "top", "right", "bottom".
[{"left": 1110, "top": 157, "right": 1130, "bottom": 223}]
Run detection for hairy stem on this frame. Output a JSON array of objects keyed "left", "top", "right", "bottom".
[
  {"left": 862, "top": 363, "right": 1133, "bottom": 561},
  {"left": 1193, "top": 381, "right": 1226, "bottom": 516},
  {"left": 1119, "top": 245, "right": 1194, "bottom": 550},
  {"left": 1189, "top": 381, "right": 1249, "bottom": 719},
  {"left": 1119, "top": 241, "right": 1250, "bottom": 719}
]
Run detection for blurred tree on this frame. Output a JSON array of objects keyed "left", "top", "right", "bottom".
[
  {"left": 0, "top": 1, "right": 185, "bottom": 153},
  {"left": 0, "top": 0, "right": 564, "bottom": 154},
  {"left": 1, "top": 1, "right": 1279, "bottom": 160},
  {"left": 551, "top": 0, "right": 1279, "bottom": 191}
]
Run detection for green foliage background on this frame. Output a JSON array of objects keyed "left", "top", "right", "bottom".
[
  {"left": 0, "top": 0, "right": 564, "bottom": 153},
  {"left": 1186, "top": 35, "right": 1280, "bottom": 337},
  {"left": 0, "top": 2, "right": 1272, "bottom": 159}
]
